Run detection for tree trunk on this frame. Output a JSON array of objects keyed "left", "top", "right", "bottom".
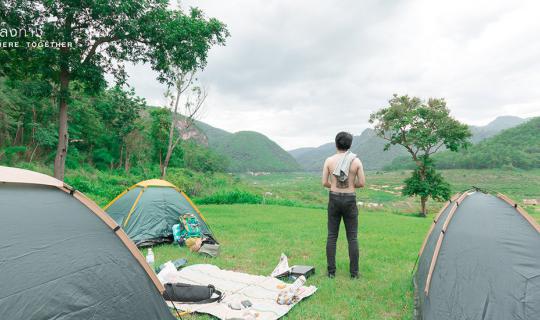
[
  {"left": 54, "top": 67, "right": 70, "bottom": 181},
  {"left": 124, "top": 143, "right": 130, "bottom": 173},
  {"left": 14, "top": 116, "right": 22, "bottom": 145},
  {"left": 31, "top": 106, "right": 36, "bottom": 144},
  {"left": 0, "top": 111, "right": 8, "bottom": 146},
  {"left": 162, "top": 144, "right": 173, "bottom": 179},
  {"left": 26, "top": 106, "right": 37, "bottom": 160},
  {"left": 420, "top": 196, "right": 427, "bottom": 217},
  {"left": 20, "top": 116, "right": 24, "bottom": 145},
  {"left": 419, "top": 163, "right": 427, "bottom": 217},
  {"left": 88, "top": 145, "right": 94, "bottom": 165},
  {"left": 161, "top": 88, "right": 181, "bottom": 179},
  {"left": 159, "top": 149, "right": 163, "bottom": 173},
  {"left": 29, "top": 144, "right": 38, "bottom": 162},
  {"left": 118, "top": 144, "right": 124, "bottom": 169}
]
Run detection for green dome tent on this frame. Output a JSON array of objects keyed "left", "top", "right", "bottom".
[
  {"left": 414, "top": 190, "right": 540, "bottom": 320},
  {"left": 105, "top": 179, "right": 216, "bottom": 247},
  {"left": 0, "top": 166, "right": 174, "bottom": 320}
]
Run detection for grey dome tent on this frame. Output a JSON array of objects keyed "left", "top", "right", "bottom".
[
  {"left": 104, "top": 179, "right": 216, "bottom": 247},
  {"left": 414, "top": 190, "right": 540, "bottom": 320},
  {"left": 0, "top": 166, "right": 175, "bottom": 320}
]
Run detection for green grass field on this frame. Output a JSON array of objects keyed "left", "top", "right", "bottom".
[
  {"left": 43, "top": 165, "right": 538, "bottom": 319},
  {"left": 240, "top": 169, "right": 540, "bottom": 217},
  {"left": 149, "top": 205, "right": 430, "bottom": 320},
  {"left": 144, "top": 169, "right": 540, "bottom": 319}
]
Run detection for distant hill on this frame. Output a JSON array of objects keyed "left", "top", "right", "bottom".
[
  {"left": 469, "top": 116, "right": 527, "bottom": 143},
  {"left": 386, "top": 117, "right": 540, "bottom": 170},
  {"left": 290, "top": 116, "right": 527, "bottom": 171},
  {"left": 288, "top": 147, "right": 317, "bottom": 158},
  {"left": 193, "top": 121, "right": 301, "bottom": 172},
  {"left": 193, "top": 120, "right": 231, "bottom": 146},
  {"left": 434, "top": 117, "right": 540, "bottom": 169},
  {"left": 289, "top": 141, "right": 336, "bottom": 172},
  {"left": 290, "top": 129, "right": 408, "bottom": 171}
]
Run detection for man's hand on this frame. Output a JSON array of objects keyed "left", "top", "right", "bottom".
[
  {"left": 322, "top": 159, "right": 331, "bottom": 188},
  {"left": 354, "top": 159, "right": 365, "bottom": 188}
]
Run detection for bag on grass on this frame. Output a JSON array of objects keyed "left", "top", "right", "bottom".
[
  {"left": 177, "top": 214, "right": 202, "bottom": 245},
  {"left": 186, "top": 237, "right": 203, "bottom": 252},
  {"left": 163, "top": 283, "right": 222, "bottom": 304},
  {"left": 199, "top": 241, "right": 220, "bottom": 257}
]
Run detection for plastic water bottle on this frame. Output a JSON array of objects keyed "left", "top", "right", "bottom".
[
  {"left": 172, "top": 224, "right": 181, "bottom": 242},
  {"left": 146, "top": 248, "right": 155, "bottom": 269}
]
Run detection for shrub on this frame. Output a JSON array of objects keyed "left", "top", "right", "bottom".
[
  {"left": 1, "top": 146, "right": 27, "bottom": 165},
  {"left": 196, "top": 190, "right": 263, "bottom": 205}
]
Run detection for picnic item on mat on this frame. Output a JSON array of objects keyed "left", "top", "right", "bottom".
[
  {"left": 163, "top": 282, "right": 223, "bottom": 304},
  {"left": 276, "top": 276, "right": 306, "bottom": 305},
  {"left": 284, "top": 265, "right": 315, "bottom": 280},
  {"left": 270, "top": 253, "right": 315, "bottom": 279},
  {"left": 158, "top": 263, "right": 316, "bottom": 320},
  {"left": 227, "top": 298, "right": 253, "bottom": 310},
  {"left": 156, "top": 258, "right": 188, "bottom": 273}
]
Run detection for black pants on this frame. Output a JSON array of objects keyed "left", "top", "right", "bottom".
[{"left": 326, "top": 192, "right": 359, "bottom": 276}]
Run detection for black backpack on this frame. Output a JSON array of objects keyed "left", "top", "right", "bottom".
[{"left": 162, "top": 283, "right": 223, "bottom": 304}]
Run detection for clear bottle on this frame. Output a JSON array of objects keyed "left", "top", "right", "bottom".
[{"left": 146, "top": 248, "right": 155, "bottom": 269}]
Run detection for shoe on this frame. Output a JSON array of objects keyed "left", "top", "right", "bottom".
[
  {"left": 327, "top": 273, "right": 335, "bottom": 279},
  {"left": 350, "top": 273, "right": 360, "bottom": 279}
]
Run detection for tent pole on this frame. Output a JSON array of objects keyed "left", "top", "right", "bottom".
[
  {"left": 412, "top": 192, "right": 459, "bottom": 275},
  {"left": 123, "top": 188, "right": 145, "bottom": 227},
  {"left": 497, "top": 193, "right": 540, "bottom": 233},
  {"left": 424, "top": 191, "right": 470, "bottom": 295}
]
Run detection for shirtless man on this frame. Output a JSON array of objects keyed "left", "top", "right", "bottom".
[{"left": 322, "top": 132, "right": 365, "bottom": 279}]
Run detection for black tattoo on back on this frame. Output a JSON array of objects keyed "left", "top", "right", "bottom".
[{"left": 335, "top": 173, "right": 349, "bottom": 189}]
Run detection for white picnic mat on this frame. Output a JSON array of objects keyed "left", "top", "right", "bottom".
[{"left": 158, "top": 264, "right": 317, "bottom": 320}]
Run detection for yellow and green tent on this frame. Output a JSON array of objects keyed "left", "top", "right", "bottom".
[{"left": 105, "top": 179, "right": 216, "bottom": 247}]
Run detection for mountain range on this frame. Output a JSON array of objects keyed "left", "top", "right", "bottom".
[
  {"left": 193, "top": 121, "right": 301, "bottom": 172},
  {"left": 468, "top": 116, "right": 528, "bottom": 143},
  {"left": 288, "top": 116, "right": 528, "bottom": 171},
  {"left": 188, "top": 115, "right": 529, "bottom": 172},
  {"left": 386, "top": 116, "right": 540, "bottom": 170}
]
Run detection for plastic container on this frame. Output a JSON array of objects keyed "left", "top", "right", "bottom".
[
  {"left": 146, "top": 248, "right": 155, "bottom": 269},
  {"left": 172, "top": 224, "right": 182, "bottom": 242},
  {"left": 276, "top": 276, "right": 306, "bottom": 305}
]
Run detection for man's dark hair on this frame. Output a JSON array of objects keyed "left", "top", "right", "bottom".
[{"left": 335, "top": 132, "right": 353, "bottom": 151}]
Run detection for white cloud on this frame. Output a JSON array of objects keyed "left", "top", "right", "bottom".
[{"left": 121, "top": 0, "right": 540, "bottom": 149}]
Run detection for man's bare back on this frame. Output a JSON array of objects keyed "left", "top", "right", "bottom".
[{"left": 322, "top": 152, "right": 366, "bottom": 193}]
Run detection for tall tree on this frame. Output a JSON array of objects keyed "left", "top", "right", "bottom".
[
  {"left": 94, "top": 86, "right": 146, "bottom": 169},
  {"left": 149, "top": 107, "right": 172, "bottom": 168},
  {"left": 0, "top": 1, "right": 228, "bottom": 180},
  {"left": 369, "top": 94, "right": 471, "bottom": 216},
  {"left": 161, "top": 70, "right": 206, "bottom": 179},
  {"left": 0, "top": 77, "right": 56, "bottom": 162}
]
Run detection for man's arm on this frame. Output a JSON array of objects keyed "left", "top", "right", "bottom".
[
  {"left": 322, "top": 159, "right": 331, "bottom": 188},
  {"left": 354, "top": 159, "right": 365, "bottom": 188}
]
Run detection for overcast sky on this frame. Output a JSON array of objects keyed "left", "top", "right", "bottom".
[{"left": 124, "top": 0, "right": 540, "bottom": 150}]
